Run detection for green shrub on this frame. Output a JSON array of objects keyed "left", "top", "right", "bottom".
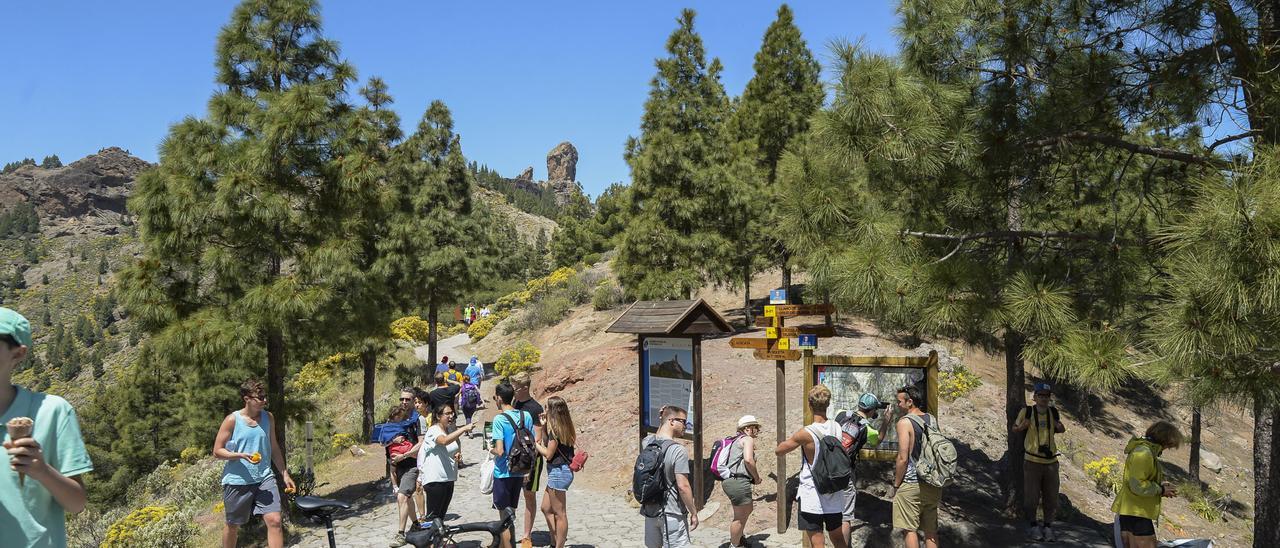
[
  {"left": 495, "top": 341, "right": 541, "bottom": 378},
  {"left": 468, "top": 316, "right": 497, "bottom": 342},
  {"left": 514, "top": 295, "right": 572, "bottom": 332},
  {"left": 1177, "top": 481, "right": 1226, "bottom": 522},
  {"left": 103, "top": 505, "right": 196, "bottom": 548},
  {"left": 592, "top": 280, "right": 625, "bottom": 311}
]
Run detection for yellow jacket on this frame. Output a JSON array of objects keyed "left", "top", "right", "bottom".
[{"left": 1111, "top": 437, "right": 1165, "bottom": 520}]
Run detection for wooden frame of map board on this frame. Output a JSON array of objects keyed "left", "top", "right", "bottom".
[{"left": 802, "top": 351, "right": 939, "bottom": 462}]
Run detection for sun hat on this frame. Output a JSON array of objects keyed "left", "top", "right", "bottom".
[
  {"left": 737, "top": 415, "right": 761, "bottom": 429},
  {"left": 0, "top": 307, "right": 32, "bottom": 348},
  {"left": 1033, "top": 382, "right": 1053, "bottom": 394}
]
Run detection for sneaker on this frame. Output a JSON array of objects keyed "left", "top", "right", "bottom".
[
  {"left": 1041, "top": 526, "right": 1055, "bottom": 542},
  {"left": 389, "top": 531, "right": 406, "bottom": 547},
  {"left": 1027, "top": 524, "right": 1043, "bottom": 541}
]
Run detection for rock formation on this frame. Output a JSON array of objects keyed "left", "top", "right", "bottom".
[
  {"left": 0, "top": 147, "right": 151, "bottom": 234},
  {"left": 546, "top": 141, "right": 578, "bottom": 183},
  {"left": 516, "top": 166, "right": 534, "bottom": 181}
]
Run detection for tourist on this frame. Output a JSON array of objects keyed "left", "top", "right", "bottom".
[
  {"left": 639, "top": 405, "right": 697, "bottom": 547},
  {"left": 428, "top": 373, "right": 463, "bottom": 464},
  {"left": 1113, "top": 421, "right": 1182, "bottom": 548},
  {"left": 535, "top": 396, "right": 578, "bottom": 548},
  {"left": 466, "top": 356, "right": 485, "bottom": 388},
  {"left": 490, "top": 382, "right": 535, "bottom": 548},
  {"left": 435, "top": 355, "right": 451, "bottom": 376},
  {"left": 893, "top": 384, "right": 942, "bottom": 548},
  {"left": 418, "top": 402, "right": 476, "bottom": 522},
  {"left": 510, "top": 371, "right": 546, "bottom": 548},
  {"left": 480, "top": 306, "right": 492, "bottom": 319},
  {"left": 459, "top": 375, "right": 482, "bottom": 434},
  {"left": 385, "top": 405, "right": 419, "bottom": 545},
  {"left": 834, "top": 393, "right": 888, "bottom": 539},
  {"left": 213, "top": 378, "right": 296, "bottom": 548},
  {"left": 444, "top": 361, "right": 465, "bottom": 385},
  {"left": 1, "top": 307, "right": 93, "bottom": 548},
  {"left": 776, "top": 384, "right": 847, "bottom": 548},
  {"left": 1012, "top": 382, "right": 1066, "bottom": 541},
  {"left": 723, "top": 415, "right": 762, "bottom": 548}
]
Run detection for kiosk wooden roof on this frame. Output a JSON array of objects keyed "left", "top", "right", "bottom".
[{"left": 605, "top": 299, "right": 733, "bottom": 335}]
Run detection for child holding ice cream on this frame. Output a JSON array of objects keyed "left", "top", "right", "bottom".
[{"left": 1, "top": 306, "right": 94, "bottom": 548}]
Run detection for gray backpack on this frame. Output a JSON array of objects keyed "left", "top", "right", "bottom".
[{"left": 905, "top": 414, "right": 958, "bottom": 488}]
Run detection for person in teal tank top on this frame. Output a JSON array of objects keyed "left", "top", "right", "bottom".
[{"left": 214, "top": 379, "right": 296, "bottom": 548}]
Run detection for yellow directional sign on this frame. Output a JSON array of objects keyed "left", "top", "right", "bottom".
[
  {"left": 765, "top": 327, "right": 779, "bottom": 339},
  {"left": 754, "top": 349, "right": 802, "bottom": 361},
  {"left": 755, "top": 316, "right": 778, "bottom": 328},
  {"left": 777, "top": 337, "right": 790, "bottom": 350},
  {"left": 763, "top": 305, "right": 777, "bottom": 318}
]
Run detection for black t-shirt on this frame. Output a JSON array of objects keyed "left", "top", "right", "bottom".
[
  {"left": 549, "top": 439, "right": 576, "bottom": 467},
  {"left": 428, "top": 385, "right": 460, "bottom": 411},
  {"left": 514, "top": 398, "right": 544, "bottom": 427}
]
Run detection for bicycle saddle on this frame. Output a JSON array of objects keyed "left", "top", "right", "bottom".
[{"left": 295, "top": 496, "right": 351, "bottom": 512}]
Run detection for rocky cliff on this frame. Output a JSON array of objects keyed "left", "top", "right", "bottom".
[{"left": 0, "top": 147, "right": 151, "bottom": 234}]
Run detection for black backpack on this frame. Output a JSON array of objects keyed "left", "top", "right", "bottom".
[
  {"left": 633, "top": 438, "right": 674, "bottom": 517},
  {"left": 807, "top": 424, "right": 853, "bottom": 494},
  {"left": 501, "top": 411, "right": 537, "bottom": 475}
]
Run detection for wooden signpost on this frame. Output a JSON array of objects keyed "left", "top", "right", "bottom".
[{"left": 741, "top": 292, "right": 836, "bottom": 534}]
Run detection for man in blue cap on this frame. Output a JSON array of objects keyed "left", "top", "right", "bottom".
[
  {"left": 833, "top": 392, "right": 890, "bottom": 537},
  {"left": 1012, "top": 381, "right": 1066, "bottom": 542},
  {"left": 1, "top": 306, "right": 94, "bottom": 548}
]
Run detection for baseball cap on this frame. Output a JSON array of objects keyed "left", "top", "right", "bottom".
[
  {"left": 1033, "top": 382, "right": 1053, "bottom": 394},
  {"left": 0, "top": 307, "right": 33, "bottom": 348},
  {"left": 857, "top": 393, "right": 887, "bottom": 411}
]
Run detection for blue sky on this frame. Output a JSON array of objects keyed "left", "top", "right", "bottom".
[{"left": 1, "top": 2, "right": 900, "bottom": 198}]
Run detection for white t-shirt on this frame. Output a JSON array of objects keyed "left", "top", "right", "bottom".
[{"left": 417, "top": 424, "right": 460, "bottom": 484}]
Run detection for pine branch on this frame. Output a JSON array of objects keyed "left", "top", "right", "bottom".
[
  {"left": 1022, "top": 131, "right": 1230, "bottom": 168},
  {"left": 1208, "top": 130, "right": 1262, "bottom": 151},
  {"left": 901, "top": 229, "right": 1135, "bottom": 245}
]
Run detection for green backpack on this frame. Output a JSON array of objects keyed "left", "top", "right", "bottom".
[{"left": 905, "top": 414, "right": 958, "bottom": 488}]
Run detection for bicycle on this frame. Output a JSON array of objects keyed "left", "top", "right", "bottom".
[{"left": 294, "top": 495, "right": 515, "bottom": 548}]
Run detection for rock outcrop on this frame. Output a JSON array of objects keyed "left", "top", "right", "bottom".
[
  {"left": 516, "top": 166, "right": 534, "bottom": 181},
  {"left": 546, "top": 141, "right": 578, "bottom": 183},
  {"left": 0, "top": 147, "right": 150, "bottom": 234}
]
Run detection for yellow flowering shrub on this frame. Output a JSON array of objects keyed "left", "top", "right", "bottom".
[
  {"left": 1085, "top": 456, "right": 1122, "bottom": 495},
  {"left": 331, "top": 433, "right": 360, "bottom": 451},
  {"left": 527, "top": 266, "right": 576, "bottom": 295},
  {"left": 468, "top": 316, "right": 496, "bottom": 342},
  {"left": 288, "top": 352, "right": 356, "bottom": 395},
  {"left": 179, "top": 446, "right": 203, "bottom": 464},
  {"left": 103, "top": 505, "right": 175, "bottom": 548},
  {"left": 390, "top": 316, "right": 431, "bottom": 342},
  {"left": 938, "top": 364, "right": 983, "bottom": 401},
  {"left": 495, "top": 341, "right": 541, "bottom": 378}
]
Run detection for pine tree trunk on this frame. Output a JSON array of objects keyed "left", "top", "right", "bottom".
[
  {"left": 1003, "top": 329, "right": 1026, "bottom": 515},
  {"left": 427, "top": 300, "right": 438, "bottom": 382},
  {"left": 361, "top": 346, "right": 376, "bottom": 442},
  {"left": 266, "top": 327, "right": 287, "bottom": 461},
  {"left": 1255, "top": 401, "right": 1280, "bottom": 548},
  {"left": 823, "top": 290, "right": 833, "bottom": 328},
  {"left": 781, "top": 261, "right": 792, "bottom": 302},
  {"left": 743, "top": 264, "right": 753, "bottom": 328},
  {"left": 1189, "top": 406, "right": 1202, "bottom": 484}
]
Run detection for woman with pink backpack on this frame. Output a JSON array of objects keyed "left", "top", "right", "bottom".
[{"left": 718, "top": 415, "right": 762, "bottom": 548}]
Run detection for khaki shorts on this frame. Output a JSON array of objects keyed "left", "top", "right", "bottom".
[{"left": 892, "top": 482, "right": 942, "bottom": 533}]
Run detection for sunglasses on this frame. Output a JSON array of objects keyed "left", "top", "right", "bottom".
[{"left": 400, "top": 397, "right": 412, "bottom": 402}]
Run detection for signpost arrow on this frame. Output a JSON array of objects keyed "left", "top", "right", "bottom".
[
  {"left": 753, "top": 349, "right": 802, "bottom": 361},
  {"left": 729, "top": 337, "right": 776, "bottom": 350},
  {"left": 778, "top": 325, "right": 836, "bottom": 338},
  {"left": 770, "top": 304, "right": 836, "bottom": 318},
  {"left": 755, "top": 316, "right": 778, "bottom": 328}
]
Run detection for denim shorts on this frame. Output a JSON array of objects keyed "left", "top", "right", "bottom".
[{"left": 546, "top": 464, "right": 574, "bottom": 492}]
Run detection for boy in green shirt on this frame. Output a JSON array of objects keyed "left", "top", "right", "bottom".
[{"left": 1, "top": 307, "right": 94, "bottom": 548}]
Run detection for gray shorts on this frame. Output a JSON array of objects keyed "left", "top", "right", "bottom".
[
  {"left": 842, "top": 484, "right": 858, "bottom": 521},
  {"left": 223, "top": 475, "right": 281, "bottom": 525},
  {"left": 397, "top": 466, "right": 420, "bottom": 495},
  {"left": 644, "top": 513, "right": 692, "bottom": 548}
]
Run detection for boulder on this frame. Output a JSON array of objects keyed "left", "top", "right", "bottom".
[
  {"left": 1200, "top": 448, "right": 1223, "bottom": 473},
  {"left": 546, "top": 141, "right": 578, "bottom": 182}
]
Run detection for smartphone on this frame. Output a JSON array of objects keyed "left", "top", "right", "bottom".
[{"left": 483, "top": 420, "right": 493, "bottom": 447}]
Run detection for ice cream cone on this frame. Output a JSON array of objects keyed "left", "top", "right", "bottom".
[{"left": 6, "top": 417, "right": 33, "bottom": 487}]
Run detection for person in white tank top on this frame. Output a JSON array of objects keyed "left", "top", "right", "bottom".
[{"left": 775, "top": 384, "right": 849, "bottom": 548}]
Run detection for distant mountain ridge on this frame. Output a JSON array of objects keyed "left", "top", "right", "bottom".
[{"left": 0, "top": 147, "right": 150, "bottom": 235}]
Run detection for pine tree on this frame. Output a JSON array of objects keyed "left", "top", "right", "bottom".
[
  {"left": 616, "top": 9, "right": 737, "bottom": 299},
  {"left": 531, "top": 228, "right": 551, "bottom": 278},
  {"left": 591, "top": 182, "right": 630, "bottom": 246},
  {"left": 551, "top": 191, "right": 604, "bottom": 267},
  {"left": 120, "top": 0, "right": 359, "bottom": 451},
  {"left": 40, "top": 155, "right": 61, "bottom": 169}
]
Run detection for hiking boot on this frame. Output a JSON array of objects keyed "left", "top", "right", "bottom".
[
  {"left": 1041, "top": 526, "right": 1056, "bottom": 542},
  {"left": 1027, "top": 524, "right": 1043, "bottom": 541},
  {"left": 390, "top": 531, "right": 406, "bottom": 547}
]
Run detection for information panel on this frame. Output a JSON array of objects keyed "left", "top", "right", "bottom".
[
  {"left": 642, "top": 337, "right": 696, "bottom": 433},
  {"left": 805, "top": 352, "right": 939, "bottom": 461}
]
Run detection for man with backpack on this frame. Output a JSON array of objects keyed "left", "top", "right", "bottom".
[
  {"left": 635, "top": 405, "right": 698, "bottom": 547},
  {"left": 490, "top": 382, "right": 536, "bottom": 548},
  {"left": 775, "top": 384, "right": 849, "bottom": 548},
  {"left": 834, "top": 393, "right": 889, "bottom": 538},
  {"left": 893, "top": 384, "right": 944, "bottom": 548},
  {"left": 510, "top": 372, "right": 545, "bottom": 548},
  {"left": 1012, "top": 382, "right": 1066, "bottom": 542}
]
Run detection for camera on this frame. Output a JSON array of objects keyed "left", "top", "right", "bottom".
[{"left": 1038, "top": 444, "right": 1052, "bottom": 456}]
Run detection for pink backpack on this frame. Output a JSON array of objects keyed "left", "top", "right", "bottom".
[{"left": 709, "top": 434, "right": 744, "bottom": 480}]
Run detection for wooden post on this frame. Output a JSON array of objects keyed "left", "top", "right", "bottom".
[
  {"left": 692, "top": 335, "right": 704, "bottom": 509},
  {"left": 775, "top": 303, "right": 788, "bottom": 533},
  {"left": 305, "top": 421, "right": 314, "bottom": 474}
]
